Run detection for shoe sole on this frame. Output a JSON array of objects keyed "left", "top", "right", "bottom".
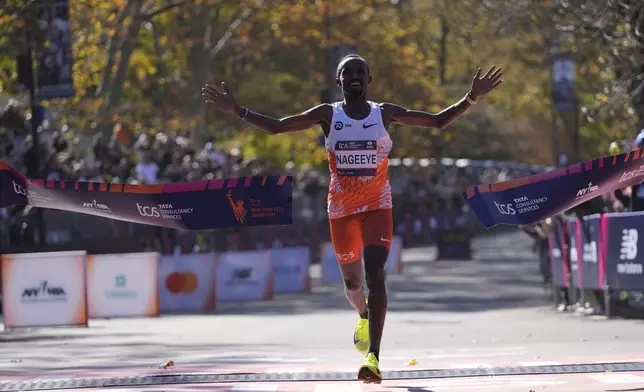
[{"left": 357, "top": 366, "right": 382, "bottom": 384}]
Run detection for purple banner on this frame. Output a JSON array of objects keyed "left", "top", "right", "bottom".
[
  {"left": 0, "top": 163, "right": 293, "bottom": 231},
  {"left": 462, "top": 149, "right": 644, "bottom": 228},
  {"left": 603, "top": 211, "right": 644, "bottom": 291}
]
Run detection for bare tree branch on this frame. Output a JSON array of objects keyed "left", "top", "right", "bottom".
[
  {"left": 96, "top": 0, "right": 138, "bottom": 97},
  {"left": 150, "top": 21, "right": 167, "bottom": 79},
  {"left": 142, "top": 0, "right": 196, "bottom": 20},
  {"left": 209, "top": 0, "right": 265, "bottom": 60}
]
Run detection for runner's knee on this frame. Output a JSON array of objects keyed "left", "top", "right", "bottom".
[
  {"left": 364, "top": 245, "right": 387, "bottom": 288},
  {"left": 344, "top": 277, "right": 362, "bottom": 292}
]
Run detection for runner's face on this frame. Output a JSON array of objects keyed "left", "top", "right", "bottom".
[{"left": 338, "top": 59, "right": 370, "bottom": 100}]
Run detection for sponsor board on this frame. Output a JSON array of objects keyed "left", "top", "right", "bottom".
[
  {"left": 270, "top": 247, "right": 311, "bottom": 293},
  {"left": 321, "top": 242, "right": 345, "bottom": 284},
  {"left": 603, "top": 212, "right": 644, "bottom": 291},
  {"left": 216, "top": 251, "right": 273, "bottom": 302},
  {"left": 158, "top": 253, "right": 217, "bottom": 312},
  {"left": 86, "top": 253, "right": 159, "bottom": 318},
  {"left": 1, "top": 251, "right": 87, "bottom": 329}
]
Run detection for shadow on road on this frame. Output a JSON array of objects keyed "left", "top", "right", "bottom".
[
  {"left": 0, "top": 332, "right": 150, "bottom": 344},
  {"left": 0, "top": 341, "right": 289, "bottom": 373}
]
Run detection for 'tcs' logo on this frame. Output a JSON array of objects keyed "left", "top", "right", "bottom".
[
  {"left": 136, "top": 203, "right": 160, "bottom": 217},
  {"left": 336, "top": 251, "right": 356, "bottom": 262},
  {"left": 494, "top": 201, "right": 516, "bottom": 215},
  {"left": 12, "top": 180, "right": 28, "bottom": 196}
]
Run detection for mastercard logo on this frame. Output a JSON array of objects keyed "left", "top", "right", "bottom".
[{"left": 165, "top": 271, "right": 198, "bottom": 293}]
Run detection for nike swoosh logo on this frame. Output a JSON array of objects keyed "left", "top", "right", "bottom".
[
  {"left": 381, "top": 237, "right": 391, "bottom": 242},
  {"left": 363, "top": 123, "right": 377, "bottom": 129}
]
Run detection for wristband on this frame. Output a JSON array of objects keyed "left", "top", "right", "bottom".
[
  {"left": 237, "top": 106, "right": 249, "bottom": 119},
  {"left": 465, "top": 93, "right": 477, "bottom": 105}
]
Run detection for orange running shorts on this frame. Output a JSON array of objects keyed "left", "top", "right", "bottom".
[{"left": 329, "top": 208, "right": 394, "bottom": 264}]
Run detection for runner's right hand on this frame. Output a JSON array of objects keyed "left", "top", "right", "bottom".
[{"left": 202, "top": 82, "right": 238, "bottom": 113}]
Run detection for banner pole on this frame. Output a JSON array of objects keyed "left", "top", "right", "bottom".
[{"left": 26, "top": 22, "right": 46, "bottom": 246}]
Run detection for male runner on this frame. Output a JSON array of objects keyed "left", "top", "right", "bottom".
[{"left": 202, "top": 56, "right": 503, "bottom": 383}]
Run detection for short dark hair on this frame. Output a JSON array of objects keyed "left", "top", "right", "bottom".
[{"left": 336, "top": 54, "right": 369, "bottom": 78}]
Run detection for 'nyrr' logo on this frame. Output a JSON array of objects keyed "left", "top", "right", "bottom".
[{"left": 227, "top": 190, "right": 247, "bottom": 224}]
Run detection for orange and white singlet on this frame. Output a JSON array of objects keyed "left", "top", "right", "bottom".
[{"left": 325, "top": 101, "right": 393, "bottom": 220}]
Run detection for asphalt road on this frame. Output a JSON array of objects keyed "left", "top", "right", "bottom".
[{"left": 2, "top": 229, "right": 644, "bottom": 391}]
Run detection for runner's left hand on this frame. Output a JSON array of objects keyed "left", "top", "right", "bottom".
[{"left": 470, "top": 65, "right": 503, "bottom": 100}]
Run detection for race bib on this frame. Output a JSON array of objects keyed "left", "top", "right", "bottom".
[{"left": 335, "top": 140, "right": 377, "bottom": 176}]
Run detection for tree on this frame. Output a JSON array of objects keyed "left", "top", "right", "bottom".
[
  {"left": 2, "top": 0, "right": 638, "bottom": 168},
  {"left": 552, "top": 0, "right": 644, "bottom": 131},
  {"left": 478, "top": 0, "right": 644, "bottom": 155}
]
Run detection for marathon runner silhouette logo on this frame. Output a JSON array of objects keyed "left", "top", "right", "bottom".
[{"left": 227, "top": 190, "right": 247, "bottom": 224}]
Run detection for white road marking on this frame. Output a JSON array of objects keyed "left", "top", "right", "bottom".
[
  {"left": 449, "top": 363, "right": 492, "bottom": 369},
  {"left": 590, "top": 373, "right": 644, "bottom": 384},
  {"left": 423, "top": 351, "right": 526, "bottom": 360},
  {"left": 313, "top": 384, "right": 363, "bottom": 392},
  {"left": 264, "top": 367, "right": 308, "bottom": 373},
  {"left": 230, "top": 385, "right": 278, "bottom": 391},
  {"left": 402, "top": 378, "right": 567, "bottom": 390},
  {"left": 517, "top": 361, "right": 561, "bottom": 366},
  {"left": 433, "top": 381, "right": 567, "bottom": 390}
]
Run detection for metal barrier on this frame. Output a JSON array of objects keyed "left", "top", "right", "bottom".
[{"left": 549, "top": 211, "right": 644, "bottom": 318}]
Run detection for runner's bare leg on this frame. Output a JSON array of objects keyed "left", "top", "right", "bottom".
[{"left": 339, "top": 260, "right": 368, "bottom": 317}]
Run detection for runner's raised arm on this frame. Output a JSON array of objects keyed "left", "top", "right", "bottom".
[
  {"left": 202, "top": 82, "right": 331, "bottom": 135},
  {"left": 382, "top": 65, "right": 503, "bottom": 130}
]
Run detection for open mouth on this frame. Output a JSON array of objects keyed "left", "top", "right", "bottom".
[{"left": 349, "top": 81, "right": 361, "bottom": 88}]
